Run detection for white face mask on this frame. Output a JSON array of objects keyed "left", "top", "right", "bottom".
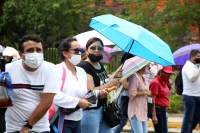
[
  {"left": 23, "top": 53, "right": 44, "bottom": 68},
  {"left": 68, "top": 54, "right": 81, "bottom": 65}
]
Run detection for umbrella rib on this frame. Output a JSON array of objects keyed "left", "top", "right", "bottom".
[{"left": 121, "top": 39, "right": 134, "bottom": 68}]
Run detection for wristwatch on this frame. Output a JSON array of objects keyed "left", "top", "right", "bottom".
[{"left": 23, "top": 120, "right": 33, "bottom": 129}]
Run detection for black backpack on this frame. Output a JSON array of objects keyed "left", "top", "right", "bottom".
[{"left": 175, "top": 69, "right": 183, "bottom": 95}]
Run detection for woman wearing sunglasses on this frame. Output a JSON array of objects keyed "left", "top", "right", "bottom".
[
  {"left": 52, "top": 37, "right": 92, "bottom": 133},
  {"left": 78, "top": 37, "right": 122, "bottom": 133}
]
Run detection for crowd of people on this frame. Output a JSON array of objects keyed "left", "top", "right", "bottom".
[{"left": 0, "top": 34, "right": 199, "bottom": 133}]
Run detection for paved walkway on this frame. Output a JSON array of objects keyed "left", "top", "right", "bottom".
[{"left": 122, "top": 113, "right": 200, "bottom": 133}]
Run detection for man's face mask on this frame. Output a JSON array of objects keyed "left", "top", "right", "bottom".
[
  {"left": 23, "top": 52, "right": 44, "bottom": 68},
  {"left": 195, "top": 58, "right": 200, "bottom": 64}
]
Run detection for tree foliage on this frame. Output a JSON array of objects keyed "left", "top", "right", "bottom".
[
  {"left": 116, "top": 0, "right": 200, "bottom": 52},
  {"left": 0, "top": 0, "right": 108, "bottom": 49},
  {"left": 1, "top": 0, "right": 199, "bottom": 53}
]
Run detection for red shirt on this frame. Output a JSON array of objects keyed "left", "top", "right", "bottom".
[{"left": 149, "top": 76, "right": 170, "bottom": 107}]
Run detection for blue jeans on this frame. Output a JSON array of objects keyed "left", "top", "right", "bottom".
[
  {"left": 181, "top": 95, "right": 200, "bottom": 133},
  {"left": 63, "top": 119, "right": 81, "bottom": 133},
  {"left": 81, "top": 107, "right": 113, "bottom": 133},
  {"left": 130, "top": 115, "right": 147, "bottom": 133},
  {"left": 114, "top": 117, "right": 129, "bottom": 133},
  {"left": 153, "top": 107, "right": 167, "bottom": 133},
  {"left": 114, "top": 93, "right": 133, "bottom": 133}
]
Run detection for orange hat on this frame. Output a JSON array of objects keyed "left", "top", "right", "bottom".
[{"left": 162, "top": 66, "right": 174, "bottom": 74}]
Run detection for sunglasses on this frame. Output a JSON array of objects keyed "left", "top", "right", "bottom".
[
  {"left": 69, "top": 48, "right": 85, "bottom": 54},
  {"left": 89, "top": 46, "right": 104, "bottom": 51}
]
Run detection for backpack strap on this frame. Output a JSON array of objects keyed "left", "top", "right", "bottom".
[{"left": 51, "top": 64, "right": 66, "bottom": 132}]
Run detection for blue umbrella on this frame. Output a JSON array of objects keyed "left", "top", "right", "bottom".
[{"left": 89, "top": 14, "right": 175, "bottom": 66}]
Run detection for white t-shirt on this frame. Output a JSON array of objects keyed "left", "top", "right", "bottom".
[
  {"left": 53, "top": 62, "right": 88, "bottom": 121},
  {"left": 182, "top": 61, "right": 200, "bottom": 96},
  {"left": 5, "top": 60, "right": 61, "bottom": 132}
]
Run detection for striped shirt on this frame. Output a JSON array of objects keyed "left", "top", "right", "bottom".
[{"left": 5, "top": 60, "right": 61, "bottom": 132}]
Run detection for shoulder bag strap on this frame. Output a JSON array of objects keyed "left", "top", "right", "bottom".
[
  {"left": 60, "top": 64, "right": 66, "bottom": 91},
  {"left": 57, "top": 64, "right": 67, "bottom": 133},
  {"left": 52, "top": 64, "right": 66, "bottom": 133}
]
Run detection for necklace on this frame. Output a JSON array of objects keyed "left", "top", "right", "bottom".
[
  {"left": 86, "top": 60, "right": 101, "bottom": 70},
  {"left": 93, "top": 63, "right": 101, "bottom": 70}
]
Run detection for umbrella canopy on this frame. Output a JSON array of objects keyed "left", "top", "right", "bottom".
[
  {"left": 173, "top": 44, "right": 200, "bottom": 66},
  {"left": 80, "top": 46, "right": 113, "bottom": 64},
  {"left": 3, "top": 47, "right": 20, "bottom": 59},
  {"left": 0, "top": 45, "right": 5, "bottom": 53},
  {"left": 109, "top": 45, "right": 124, "bottom": 56},
  {"left": 89, "top": 14, "right": 175, "bottom": 67},
  {"left": 115, "top": 56, "right": 150, "bottom": 81},
  {"left": 75, "top": 30, "right": 115, "bottom": 46}
]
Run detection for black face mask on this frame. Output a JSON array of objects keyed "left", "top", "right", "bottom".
[
  {"left": 88, "top": 54, "right": 103, "bottom": 62},
  {"left": 195, "top": 58, "right": 200, "bottom": 64}
]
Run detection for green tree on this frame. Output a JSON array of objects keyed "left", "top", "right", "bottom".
[
  {"left": 0, "top": 0, "right": 109, "bottom": 49},
  {"left": 116, "top": 0, "right": 200, "bottom": 52}
]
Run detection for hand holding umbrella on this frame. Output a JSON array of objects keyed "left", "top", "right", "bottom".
[{"left": 113, "top": 69, "right": 123, "bottom": 78}]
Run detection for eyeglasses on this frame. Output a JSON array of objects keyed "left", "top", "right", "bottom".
[
  {"left": 69, "top": 48, "right": 85, "bottom": 54},
  {"left": 89, "top": 46, "right": 104, "bottom": 52}
]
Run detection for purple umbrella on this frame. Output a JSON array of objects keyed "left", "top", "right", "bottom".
[{"left": 173, "top": 44, "right": 200, "bottom": 66}]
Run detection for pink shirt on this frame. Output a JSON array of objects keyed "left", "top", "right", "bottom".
[{"left": 128, "top": 73, "right": 149, "bottom": 121}]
